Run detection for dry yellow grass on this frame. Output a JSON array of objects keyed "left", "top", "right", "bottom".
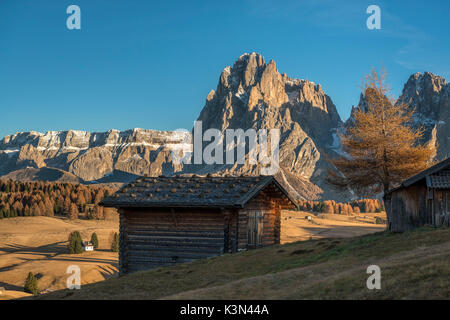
[
  {"left": 164, "top": 239, "right": 450, "bottom": 299},
  {"left": 0, "top": 211, "right": 405, "bottom": 300},
  {"left": 0, "top": 216, "right": 118, "bottom": 299},
  {"left": 281, "top": 210, "right": 386, "bottom": 243},
  {"left": 35, "top": 226, "right": 450, "bottom": 300}
]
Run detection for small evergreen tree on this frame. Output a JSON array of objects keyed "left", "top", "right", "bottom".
[
  {"left": 68, "top": 231, "right": 83, "bottom": 254},
  {"left": 24, "top": 272, "right": 39, "bottom": 295},
  {"left": 91, "top": 232, "right": 99, "bottom": 249},
  {"left": 111, "top": 232, "right": 119, "bottom": 252}
]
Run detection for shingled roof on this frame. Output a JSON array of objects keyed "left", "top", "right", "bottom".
[
  {"left": 402, "top": 158, "right": 450, "bottom": 188},
  {"left": 426, "top": 174, "right": 450, "bottom": 189},
  {"left": 385, "top": 158, "right": 450, "bottom": 195},
  {"left": 100, "top": 175, "right": 297, "bottom": 209}
]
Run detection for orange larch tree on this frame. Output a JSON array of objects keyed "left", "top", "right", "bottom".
[{"left": 328, "top": 68, "right": 436, "bottom": 196}]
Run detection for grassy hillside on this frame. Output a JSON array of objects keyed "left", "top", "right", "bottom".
[
  {"left": 36, "top": 227, "right": 450, "bottom": 300},
  {"left": 0, "top": 216, "right": 118, "bottom": 298}
]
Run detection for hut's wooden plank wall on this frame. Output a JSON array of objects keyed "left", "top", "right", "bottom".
[
  {"left": 386, "top": 184, "right": 450, "bottom": 232},
  {"left": 119, "top": 208, "right": 225, "bottom": 274},
  {"left": 117, "top": 182, "right": 289, "bottom": 274},
  {"left": 385, "top": 184, "right": 428, "bottom": 232},
  {"left": 384, "top": 159, "right": 450, "bottom": 232},
  {"left": 432, "top": 190, "right": 450, "bottom": 227},
  {"left": 223, "top": 209, "right": 239, "bottom": 253},
  {"left": 237, "top": 209, "right": 249, "bottom": 251},
  {"left": 239, "top": 190, "right": 281, "bottom": 248}
]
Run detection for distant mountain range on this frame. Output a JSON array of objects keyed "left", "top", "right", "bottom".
[{"left": 1, "top": 53, "right": 448, "bottom": 200}]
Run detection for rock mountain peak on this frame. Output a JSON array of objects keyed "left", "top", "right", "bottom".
[{"left": 1, "top": 53, "right": 448, "bottom": 200}]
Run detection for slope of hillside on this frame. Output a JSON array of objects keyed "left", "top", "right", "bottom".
[
  {"left": 1, "top": 167, "right": 81, "bottom": 183},
  {"left": 0, "top": 216, "right": 118, "bottom": 299},
  {"left": 35, "top": 227, "right": 450, "bottom": 300}
]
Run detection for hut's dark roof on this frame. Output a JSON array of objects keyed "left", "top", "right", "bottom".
[
  {"left": 100, "top": 175, "right": 297, "bottom": 209},
  {"left": 386, "top": 158, "right": 450, "bottom": 195},
  {"left": 402, "top": 158, "right": 450, "bottom": 187},
  {"left": 426, "top": 174, "right": 450, "bottom": 189}
]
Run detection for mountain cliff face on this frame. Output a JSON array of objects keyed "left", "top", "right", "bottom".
[
  {"left": 396, "top": 72, "right": 450, "bottom": 159},
  {"left": 195, "top": 53, "right": 343, "bottom": 199},
  {"left": 0, "top": 53, "right": 344, "bottom": 200},
  {"left": 348, "top": 72, "right": 449, "bottom": 160},
  {"left": 1, "top": 54, "right": 448, "bottom": 201},
  {"left": 0, "top": 129, "right": 189, "bottom": 182}
]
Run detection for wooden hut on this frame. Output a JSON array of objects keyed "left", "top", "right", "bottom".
[
  {"left": 101, "top": 175, "right": 297, "bottom": 274},
  {"left": 384, "top": 158, "right": 450, "bottom": 232},
  {"left": 82, "top": 241, "right": 94, "bottom": 252}
]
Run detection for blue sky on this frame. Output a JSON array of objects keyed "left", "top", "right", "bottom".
[{"left": 0, "top": 0, "right": 449, "bottom": 138}]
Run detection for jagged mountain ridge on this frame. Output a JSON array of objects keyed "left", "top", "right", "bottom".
[
  {"left": 195, "top": 53, "right": 344, "bottom": 199},
  {"left": 1, "top": 54, "right": 448, "bottom": 200},
  {"left": 0, "top": 53, "right": 345, "bottom": 200},
  {"left": 348, "top": 71, "right": 450, "bottom": 160},
  {"left": 397, "top": 72, "right": 450, "bottom": 159},
  {"left": 0, "top": 129, "right": 189, "bottom": 182}
]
